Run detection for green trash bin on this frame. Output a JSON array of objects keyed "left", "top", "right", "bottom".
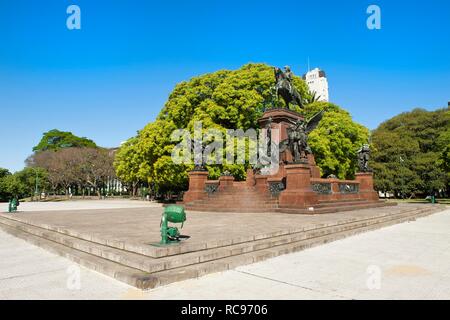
[
  {"left": 8, "top": 198, "right": 19, "bottom": 213},
  {"left": 426, "top": 195, "right": 437, "bottom": 204},
  {"left": 157, "top": 205, "right": 189, "bottom": 245}
]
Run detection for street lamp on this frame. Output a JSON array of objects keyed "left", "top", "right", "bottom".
[
  {"left": 399, "top": 156, "right": 405, "bottom": 199},
  {"left": 34, "top": 168, "right": 39, "bottom": 201}
]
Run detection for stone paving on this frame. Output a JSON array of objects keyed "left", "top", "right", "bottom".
[
  {"left": 3, "top": 201, "right": 441, "bottom": 290},
  {"left": 3, "top": 199, "right": 161, "bottom": 212},
  {"left": 0, "top": 201, "right": 423, "bottom": 257},
  {"left": 0, "top": 205, "right": 449, "bottom": 299}
]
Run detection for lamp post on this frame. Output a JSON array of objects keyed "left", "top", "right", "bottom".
[
  {"left": 34, "top": 168, "right": 39, "bottom": 201},
  {"left": 399, "top": 156, "right": 405, "bottom": 199}
]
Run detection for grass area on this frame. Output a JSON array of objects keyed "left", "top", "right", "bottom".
[
  {"left": 19, "top": 196, "right": 131, "bottom": 202},
  {"left": 19, "top": 196, "right": 69, "bottom": 202},
  {"left": 387, "top": 198, "right": 450, "bottom": 205}
]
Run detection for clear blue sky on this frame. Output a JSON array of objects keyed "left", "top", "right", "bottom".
[{"left": 1, "top": 0, "right": 449, "bottom": 172}]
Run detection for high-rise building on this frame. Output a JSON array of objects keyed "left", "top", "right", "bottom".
[{"left": 302, "top": 68, "right": 329, "bottom": 102}]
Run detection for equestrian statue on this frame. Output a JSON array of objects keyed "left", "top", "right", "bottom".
[{"left": 274, "top": 66, "right": 304, "bottom": 109}]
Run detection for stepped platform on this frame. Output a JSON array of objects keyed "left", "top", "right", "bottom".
[{"left": 0, "top": 204, "right": 445, "bottom": 289}]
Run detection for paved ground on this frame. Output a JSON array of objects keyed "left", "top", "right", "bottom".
[
  {"left": 0, "top": 201, "right": 423, "bottom": 257},
  {"left": 3, "top": 199, "right": 161, "bottom": 212},
  {"left": 0, "top": 201, "right": 449, "bottom": 299}
]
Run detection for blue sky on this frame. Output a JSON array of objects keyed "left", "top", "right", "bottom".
[{"left": 1, "top": 0, "right": 449, "bottom": 172}]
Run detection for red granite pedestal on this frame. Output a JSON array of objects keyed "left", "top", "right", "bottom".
[
  {"left": 218, "top": 175, "right": 234, "bottom": 190},
  {"left": 355, "top": 172, "right": 379, "bottom": 201},
  {"left": 259, "top": 108, "right": 303, "bottom": 165},
  {"left": 278, "top": 163, "right": 318, "bottom": 209},
  {"left": 258, "top": 109, "right": 321, "bottom": 177},
  {"left": 307, "top": 154, "right": 321, "bottom": 179},
  {"left": 182, "top": 171, "right": 209, "bottom": 203},
  {"left": 255, "top": 175, "right": 269, "bottom": 193}
]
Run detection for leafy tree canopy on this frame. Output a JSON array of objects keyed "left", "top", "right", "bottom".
[
  {"left": 33, "top": 129, "right": 97, "bottom": 152},
  {"left": 304, "top": 102, "right": 369, "bottom": 179},
  {"left": 115, "top": 63, "right": 369, "bottom": 192},
  {"left": 0, "top": 168, "right": 11, "bottom": 179},
  {"left": 371, "top": 107, "right": 450, "bottom": 197},
  {"left": 0, "top": 168, "right": 12, "bottom": 202},
  {"left": 0, "top": 167, "right": 48, "bottom": 201}
]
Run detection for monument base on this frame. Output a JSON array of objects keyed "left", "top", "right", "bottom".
[
  {"left": 182, "top": 171, "right": 208, "bottom": 203},
  {"left": 355, "top": 172, "right": 379, "bottom": 201},
  {"left": 278, "top": 163, "right": 318, "bottom": 208},
  {"left": 182, "top": 109, "right": 382, "bottom": 213}
]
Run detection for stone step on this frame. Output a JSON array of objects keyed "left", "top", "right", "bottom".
[
  {"left": 184, "top": 203, "right": 279, "bottom": 210},
  {"left": 185, "top": 199, "right": 387, "bottom": 213},
  {"left": 184, "top": 207, "right": 276, "bottom": 213},
  {"left": 188, "top": 198, "right": 278, "bottom": 204},
  {"left": 0, "top": 222, "right": 157, "bottom": 289},
  {"left": 184, "top": 198, "right": 279, "bottom": 206},
  {"left": 0, "top": 205, "right": 431, "bottom": 271},
  {"left": 316, "top": 200, "right": 393, "bottom": 212},
  {"left": 206, "top": 193, "right": 273, "bottom": 199},
  {"left": 198, "top": 197, "right": 274, "bottom": 203},
  {"left": 277, "top": 201, "right": 394, "bottom": 214},
  {"left": 184, "top": 207, "right": 279, "bottom": 212},
  {"left": 211, "top": 194, "right": 272, "bottom": 198},
  {"left": 0, "top": 205, "right": 444, "bottom": 289},
  {"left": 0, "top": 217, "right": 171, "bottom": 273},
  {"left": 185, "top": 202, "right": 279, "bottom": 209},
  {"left": 148, "top": 206, "right": 445, "bottom": 288},
  {"left": 193, "top": 197, "right": 366, "bottom": 204},
  {"left": 314, "top": 199, "right": 370, "bottom": 208},
  {"left": 211, "top": 186, "right": 263, "bottom": 191},
  {"left": 190, "top": 201, "right": 277, "bottom": 207},
  {"left": 318, "top": 198, "right": 367, "bottom": 204}
]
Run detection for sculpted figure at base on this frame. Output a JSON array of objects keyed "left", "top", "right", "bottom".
[
  {"left": 357, "top": 144, "right": 371, "bottom": 172},
  {"left": 279, "top": 110, "right": 324, "bottom": 163},
  {"left": 266, "top": 117, "right": 272, "bottom": 157},
  {"left": 191, "top": 139, "right": 207, "bottom": 172}
]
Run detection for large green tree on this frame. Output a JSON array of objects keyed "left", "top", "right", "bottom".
[
  {"left": 0, "top": 168, "right": 12, "bottom": 202},
  {"left": 371, "top": 107, "right": 450, "bottom": 197},
  {"left": 115, "top": 63, "right": 369, "bottom": 192},
  {"left": 33, "top": 129, "right": 97, "bottom": 152},
  {"left": 0, "top": 167, "right": 48, "bottom": 201},
  {"left": 303, "top": 102, "right": 369, "bottom": 179},
  {"left": 15, "top": 167, "right": 48, "bottom": 199},
  {"left": 2, "top": 174, "right": 27, "bottom": 199}
]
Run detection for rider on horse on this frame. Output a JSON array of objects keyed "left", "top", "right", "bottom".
[{"left": 274, "top": 66, "right": 304, "bottom": 109}]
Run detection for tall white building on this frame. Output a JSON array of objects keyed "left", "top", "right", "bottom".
[{"left": 303, "top": 68, "right": 329, "bottom": 102}]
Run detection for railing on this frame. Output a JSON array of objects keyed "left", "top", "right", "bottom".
[
  {"left": 268, "top": 180, "right": 285, "bottom": 197},
  {"left": 311, "top": 182, "right": 332, "bottom": 195},
  {"left": 204, "top": 181, "right": 219, "bottom": 195},
  {"left": 310, "top": 178, "right": 360, "bottom": 196},
  {"left": 338, "top": 183, "right": 359, "bottom": 194}
]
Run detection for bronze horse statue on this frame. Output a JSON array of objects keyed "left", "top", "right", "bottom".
[{"left": 274, "top": 67, "right": 304, "bottom": 109}]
